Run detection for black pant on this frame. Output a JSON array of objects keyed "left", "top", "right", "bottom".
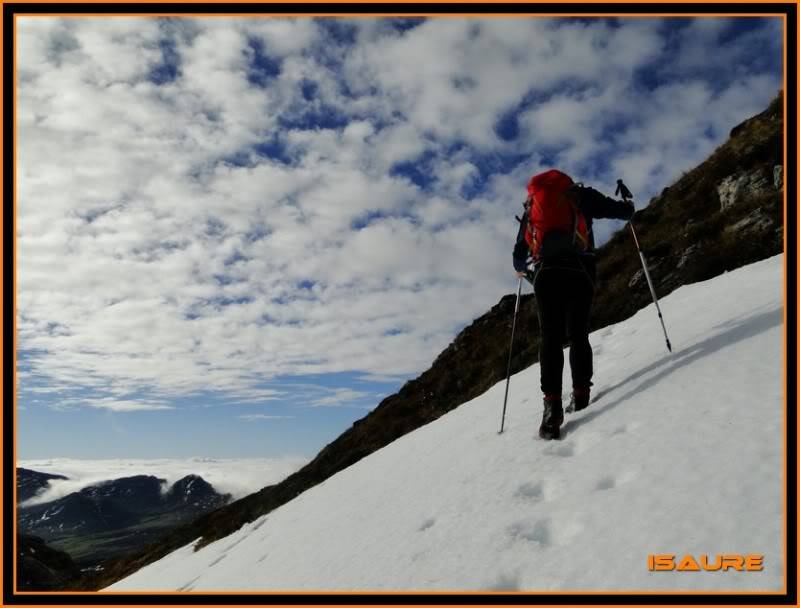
[{"left": 533, "top": 261, "right": 595, "bottom": 397}]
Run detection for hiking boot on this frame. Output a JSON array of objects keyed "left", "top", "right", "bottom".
[
  {"left": 570, "top": 387, "right": 591, "bottom": 412},
  {"left": 539, "top": 394, "right": 564, "bottom": 440}
]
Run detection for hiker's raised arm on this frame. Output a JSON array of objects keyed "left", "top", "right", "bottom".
[
  {"left": 577, "top": 185, "right": 635, "bottom": 221},
  {"left": 512, "top": 210, "right": 530, "bottom": 273}
]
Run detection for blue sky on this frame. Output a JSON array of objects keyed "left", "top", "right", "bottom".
[{"left": 16, "top": 16, "right": 783, "bottom": 460}]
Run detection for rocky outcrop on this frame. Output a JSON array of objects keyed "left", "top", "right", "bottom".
[
  {"left": 17, "top": 534, "right": 81, "bottom": 591},
  {"left": 676, "top": 243, "right": 701, "bottom": 269},
  {"left": 728, "top": 208, "right": 776, "bottom": 235},
  {"left": 717, "top": 169, "right": 772, "bottom": 212}
]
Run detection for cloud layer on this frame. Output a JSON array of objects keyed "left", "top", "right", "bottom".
[
  {"left": 18, "top": 456, "right": 308, "bottom": 504},
  {"left": 17, "top": 17, "right": 783, "bottom": 411}
]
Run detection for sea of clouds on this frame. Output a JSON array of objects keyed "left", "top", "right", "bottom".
[{"left": 17, "top": 456, "right": 308, "bottom": 506}]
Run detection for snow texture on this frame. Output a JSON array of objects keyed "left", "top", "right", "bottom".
[{"left": 108, "top": 255, "right": 785, "bottom": 592}]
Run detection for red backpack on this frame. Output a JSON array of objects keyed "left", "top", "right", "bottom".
[{"left": 524, "top": 169, "right": 589, "bottom": 260}]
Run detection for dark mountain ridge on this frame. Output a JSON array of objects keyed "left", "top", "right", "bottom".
[
  {"left": 17, "top": 467, "right": 69, "bottom": 503},
  {"left": 16, "top": 471, "right": 232, "bottom": 588},
  {"left": 81, "top": 92, "right": 785, "bottom": 591},
  {"left": 17, "top": 534, "right": 81, "bottom": 592},
  {"left": 19, "top": 473, "right": 230, "bottom": 540}
]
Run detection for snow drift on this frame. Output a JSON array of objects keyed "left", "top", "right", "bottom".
[{"left": 107, "top": 255, "right": 785, "bottom": 593}]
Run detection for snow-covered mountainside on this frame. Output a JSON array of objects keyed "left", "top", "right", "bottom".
[{"left": 108, "top": 255, "right": 785, "bottom": 592}]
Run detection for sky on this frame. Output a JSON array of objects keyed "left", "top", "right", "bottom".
[{"left": 16, "top": 15, "right": 783, "bottom": 461}]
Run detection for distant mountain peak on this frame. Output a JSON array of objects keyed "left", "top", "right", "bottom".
[
  {"left": 17, "top": 470, "right": 232, "bottom": 588},
  {"left": 17, "top": 468, "right": 70, "bottom": 503},
  {"left": 167, "top": 475, "right": 219, "bottom": 502}
]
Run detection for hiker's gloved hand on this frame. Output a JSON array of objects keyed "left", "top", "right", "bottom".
[
  {"left": 623, "top": 199, "right": 635, "bottom": 220},
  {"left": 517, "top": 270, "right": 536, "bottom": 285}
]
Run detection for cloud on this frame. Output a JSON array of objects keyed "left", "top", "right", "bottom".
[
  {"left": 355, "top": 373, "right": 410, "bottom": 384},
  {"left": 26, "top": 385, "right": 74, "bottom": 395},
  {"left": 17, "top": 456, "right": 308, "bottom": 505},
  {"left": 310, "top": 388, "right": 372, "bottom": 408},
  {"left": 238, "top": 414, "right": 295, "bottom": 421},
  {"left": 16, "top": 16, "right": 783, "bottom": 412},
  {"left": 83, "top": 398, "right": 174, "bottom": 412},
  {"left": 221, "top": 388, "right": 285, "bottom": 404}
]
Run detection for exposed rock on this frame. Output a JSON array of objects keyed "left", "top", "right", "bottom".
[
  {"left": 727, "top": 208, "right": 774, "bottom": 234},
  {"left": 717, "top": 169, "right": 771, "bottom": 212},
  {"left": 660, "top": 272, "right": 681, "bottom": 292},
  {"left": 18, "top": 534, "right": 81, "bottom": 591},
  {"left": 628, "top": 254, "right": 673, "bottom": 288},
  {"left": 677, "top": 244, "right": 701, "bottom": 269},
  {"left": 774, "top": 165, "right": 783, "bottom": 190},
  {"left": 717, "top": 175, "right": 743, "bottom": 211}
]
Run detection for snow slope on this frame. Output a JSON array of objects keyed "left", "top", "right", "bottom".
[{"left": 108, "top": 255, "right": 786, "bottom": 593}]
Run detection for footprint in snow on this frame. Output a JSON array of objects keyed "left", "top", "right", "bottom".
[
  {"left": 507, "top": 519, "right": 551, "bottom": 547},
  {"left": 486, "top": 571, "right": 522, "bottom": 591},
  {"left": 418, "top": 517, "right": 436, "bottom": 532},
  {"left": 594, "top": 476, "right": 616, "bottom": 491},
  {"left": 543, "top": 443, "right": 574, "bottom": 458},
  {"left": 411, "top": 550, "right": 427, "bottom": 562},
  {"left": 610, "top": 421, "right": 643, "bottom": 435},
  {"left": 594, "top": 471, "right": 638, "bottom": 492},
  {"left": 508, "top": 518, "right": 583, "bottom": 548},
  {"left": 514, "top": 481, "right": 545, "bottom": 502}
]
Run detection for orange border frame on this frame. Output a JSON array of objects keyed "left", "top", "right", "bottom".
[{"left": 2, "top": 2, "right": 796, "bottom": 608}]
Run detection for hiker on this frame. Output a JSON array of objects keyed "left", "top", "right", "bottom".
[{"left": 513, "top": 170, "right": 635, "bottom": 440}]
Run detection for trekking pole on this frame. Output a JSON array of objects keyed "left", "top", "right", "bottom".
[
  {"left": 499, "top": 276, "right": 523, "bottom": 434},
  {"left": 616, "top": 179, "right": 673, "bottom": 353}
]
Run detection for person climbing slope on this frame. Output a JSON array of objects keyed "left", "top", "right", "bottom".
[{"left": 513, "top": 169, "right": 635, "bottom": 440}]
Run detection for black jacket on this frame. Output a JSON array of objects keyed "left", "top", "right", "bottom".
[{"left": 513, "top": 184, "right": 635, "bottom": 279}]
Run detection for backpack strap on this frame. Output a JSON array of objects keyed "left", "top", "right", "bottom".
[
  {"left": 571, "top": 208, "right": 579, "bottom": 247},
  {"left": 566, "top": 184, "right": 584, "bottom": 249}
]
